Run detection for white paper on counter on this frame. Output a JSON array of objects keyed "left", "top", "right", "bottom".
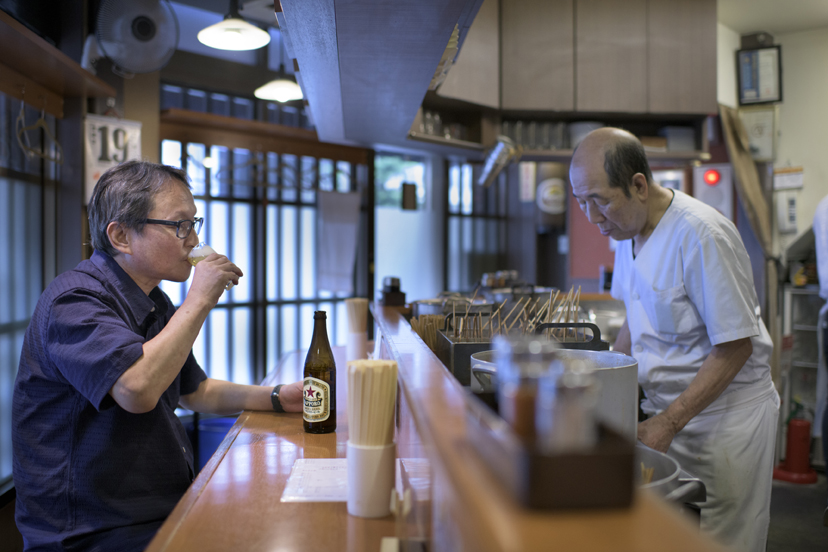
[{"left": 281, "top": 459, "right": 348, "bottom": 502}]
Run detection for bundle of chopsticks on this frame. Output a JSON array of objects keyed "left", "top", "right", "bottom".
[
  {"left": 409, "top": 314, "right": 444, "bottom": 351},
  {"left": 347, "top": 360, "right": 398, "bottom": 446}
]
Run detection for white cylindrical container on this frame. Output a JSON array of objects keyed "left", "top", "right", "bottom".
[
  {"left": 346, "top": 332, "right": 368, "bottom": 361},
  {"left": 347, "top": 441, "right": 396, "bottom": 518}
]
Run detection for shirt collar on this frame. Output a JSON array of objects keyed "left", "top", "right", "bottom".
[{"left": 91, "top": 250, "right": 169, "bottom": 327}]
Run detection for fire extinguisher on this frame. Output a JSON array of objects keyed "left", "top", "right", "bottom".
[{"left": 773, "top": 400, "right": 818, "bottom": 484}]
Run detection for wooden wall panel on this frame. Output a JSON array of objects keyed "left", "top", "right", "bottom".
[
  {"left": 501, "top": 0, "right": 574, "bottom": 111},
  {"left": 648, "top": 0, "right": 717, "bottom": 114},
  {"left": 575, "top": 0, "right": 648, "bottom": 113}
]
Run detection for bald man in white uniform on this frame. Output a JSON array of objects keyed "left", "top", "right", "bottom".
[{"left": 569, "top": 128, "right": 779, "bottom": 552}]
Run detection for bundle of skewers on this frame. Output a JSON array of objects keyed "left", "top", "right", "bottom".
[{"left": 410, "top": 285, "right": 590, "bottom": 353}]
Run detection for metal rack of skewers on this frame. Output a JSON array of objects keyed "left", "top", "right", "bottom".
[{"left": 410, "top": 285, "right": 607, "bottom": 385}]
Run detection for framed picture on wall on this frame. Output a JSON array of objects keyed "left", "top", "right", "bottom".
[
  {"left": 738, "top": 105, "right": 777, "bottom": 161},
  {"left": 737, "top": 45, "right": 782, "bottom": 105}
]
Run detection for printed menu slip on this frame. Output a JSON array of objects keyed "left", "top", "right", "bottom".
[{"left": 281, "top": 459, "right": 348, "bottom": 502}]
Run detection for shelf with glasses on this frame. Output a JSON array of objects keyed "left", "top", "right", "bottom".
[
  {"left": 791, "top": 361, "right": 820, "bottom": 370},
  {"left": 407, "top": 130, "right": 485, "bottom": 150},
  {"left": 0, "top": 10, "right": 116, "bottom": 118},
  {"left": 793, "top": 324, "right": 821, "bottom": 332},
  {"left": 519, "top": 148, "right": 711, "bottom": 163}
]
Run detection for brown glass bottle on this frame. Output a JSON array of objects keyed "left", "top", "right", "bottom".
[{"left": 303, "top": 311, "right": 337, "bottom": 433}]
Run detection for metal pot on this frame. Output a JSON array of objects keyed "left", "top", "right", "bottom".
[
  {"left": 470, "top": 348, "right": 639, "bottom": 442},
  {"left": 635, "top": 443, "right": 706, "bottom": 504}
]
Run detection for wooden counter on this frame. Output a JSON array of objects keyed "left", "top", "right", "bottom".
[
  {"left": 145, "top": 346, "right": 395, "bottom": 552},
  {"left": 148, "top": 305, "right": 725, "bottom": 552}
]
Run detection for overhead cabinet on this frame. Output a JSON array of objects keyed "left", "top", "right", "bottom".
[
  {"left": 500, "top": 0, "right": 574, "bottom": 111},
  {"left": 647, "top": 0, "right": 718, "bottom": 114},
  {"left": 442, "top": 0, "right": 717, "bottom": 115},
  {"left": 575, "top": 0, "right": 648, "bottom": 113}
]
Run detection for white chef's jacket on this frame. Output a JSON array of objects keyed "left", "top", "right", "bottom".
[
  {"left": 611, "top": 190, "right": 778, "bottom": 552},
  {"left": 611, "top": 190, "right": 774, "bottom": 414}
]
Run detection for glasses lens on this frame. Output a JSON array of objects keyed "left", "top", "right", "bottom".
[
  {"left": 177, "top": 220, "right": 193, "bottom": 239},
  {"left": 194, "top": 218, "right": 203, "bottom": 235}
]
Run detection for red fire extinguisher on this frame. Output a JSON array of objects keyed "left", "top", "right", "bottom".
[{"left": 773, "top": 402, "right": 818, "bottom": 484}]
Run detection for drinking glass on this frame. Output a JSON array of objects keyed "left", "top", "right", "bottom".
[{"left": 188, "top": 242, "right": 234, "bottom": 290}]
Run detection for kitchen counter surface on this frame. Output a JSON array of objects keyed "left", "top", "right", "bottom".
[{"left": 147, "top": 304, "right": 725, "bottom": 552}]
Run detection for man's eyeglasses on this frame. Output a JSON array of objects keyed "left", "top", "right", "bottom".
[{"left": 143, "top": 217, "right": 204, "bottom": 239}]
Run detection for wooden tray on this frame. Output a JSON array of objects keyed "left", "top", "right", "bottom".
[{"left": 465, "top": 391, "right": 634, "bottom": 510}]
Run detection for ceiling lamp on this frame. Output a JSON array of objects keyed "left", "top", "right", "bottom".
[
  {"left": 197, "top": 0, "right": 270, "bottom": 51},
  {"left": 254, "top": 78, "right": 303, "bottom": 102}
]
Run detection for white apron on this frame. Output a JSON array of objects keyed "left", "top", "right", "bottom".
[{"left": 667, "top": 378, "right": 779, "bottom": 552}]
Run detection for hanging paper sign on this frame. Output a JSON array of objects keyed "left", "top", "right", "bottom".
[{"left": 84, "top": 114, "right": 142, "bottom": 204}]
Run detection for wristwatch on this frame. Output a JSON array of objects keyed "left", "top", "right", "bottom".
[{"left": 271, "top": 384, "right": 286, "bottom": 413}]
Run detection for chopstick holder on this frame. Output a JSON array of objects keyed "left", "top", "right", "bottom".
[{"left": 346, "top": 359, "right": 398, "bottom": 518}]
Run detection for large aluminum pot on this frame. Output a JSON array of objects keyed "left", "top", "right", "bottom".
[
  {"left": 470, "top": 349, "right": 638, "bottom": 442},
  {"left": 635, "top": 443, "right": 706, "bottom": 503}
]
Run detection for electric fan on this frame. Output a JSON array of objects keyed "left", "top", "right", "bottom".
[{"left": 88, "top": 0, "right": 179, "bottom": 75}]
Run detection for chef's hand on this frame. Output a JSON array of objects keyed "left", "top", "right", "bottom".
[
  {"left": 637, "top": 413, "right": 678, "bottom": 453},
  {"left": 275, "top": 381, "right": 304, "bottom": 413}
]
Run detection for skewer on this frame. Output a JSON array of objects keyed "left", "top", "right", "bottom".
[
  {"left": 465, "top": 285, "right": 480, "bottom": 319},
  {"left": 499, "top": 297, "right": 527, "bottom": 333},
  {"left": 545, "top": 289, "right": 559, "bottom": 339},
  {"left": 482, "top": 299, "right": 508, "bottom": 331},
  {"left": 506, "top": 300, "right": 529, "bottom": 332},
  {"left": 574, "top": 285, "right": 582, "bottom": 341}
]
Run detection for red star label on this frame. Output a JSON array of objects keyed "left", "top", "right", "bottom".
[{"left": 305, "top": 388, "right": 315, "bottom": 398}]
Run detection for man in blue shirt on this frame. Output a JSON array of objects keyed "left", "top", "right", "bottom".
[{"left": 13, "top": 161, "right": 303, "bottom": 551}]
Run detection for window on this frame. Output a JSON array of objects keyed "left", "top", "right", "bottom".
[
  {"left": 161, "top": 84, "right": 312, "bottom": 129},
  {"left": 446, "top": 161, "right": 508, "bottom": 291},
  {"left": 0, "top": 93, "right": 58, "bottom": 488},
  {"left": 375, "top": 153, "right": 427, "bottom": 209},
  {"left": 159, "top": 88, "right": 371, "bottom": 382}
]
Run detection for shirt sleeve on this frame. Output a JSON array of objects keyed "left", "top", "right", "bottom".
[
  {"left": 179, "top": 351, "right": 207, "bottom": 395},
  {"left": 682, "top": 227, "right": 760, "bottom": 346},
  {"left": 46, "top": 289, "right": 146, "bottom": 411},
  {"left": 814, "top": 198, "right": 828, "bottom": 301}
]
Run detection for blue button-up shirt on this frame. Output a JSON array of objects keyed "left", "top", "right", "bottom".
[{"left": 13, "top": 250, "right": 207, "bottom": 551}]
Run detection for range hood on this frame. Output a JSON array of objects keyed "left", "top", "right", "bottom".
[{"left": 278, "top": 0, "right": 483, "bottom": 147}]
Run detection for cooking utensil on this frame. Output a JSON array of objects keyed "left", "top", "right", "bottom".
[{"left": 635, "top": 443, "right": 706, "bottom": 504}]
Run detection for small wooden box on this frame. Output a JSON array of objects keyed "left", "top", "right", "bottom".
[{"left": 465, "top": 391, "right": 634, "bottom": 510}]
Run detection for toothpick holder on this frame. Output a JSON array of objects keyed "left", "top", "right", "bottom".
[
  {"left": 347, "top": 441, "right": 396, "bottom": 518},
  {"left": 346, "top": 332, "right": 368, "bottom": 361}
]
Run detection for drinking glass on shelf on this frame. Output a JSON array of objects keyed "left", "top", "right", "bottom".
[{"left": 188, "top": 242, "right": 234, "bottom": 290}]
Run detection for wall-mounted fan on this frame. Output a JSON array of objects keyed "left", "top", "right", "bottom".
[{"left": 82, "top": 0, "right": 179, "bottom": 76}]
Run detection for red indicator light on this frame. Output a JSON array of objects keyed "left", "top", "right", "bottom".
[{"left": 703, "top": 169, "right": 721, "bottom": 186}]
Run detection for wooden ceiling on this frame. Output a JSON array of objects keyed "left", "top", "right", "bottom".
[{"left": 279, "top": 0, "right": 483, "bottom": 149}]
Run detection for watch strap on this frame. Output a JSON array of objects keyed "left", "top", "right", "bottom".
[{"left": 271, "top": 384, "right": 286, "bottom": 413}]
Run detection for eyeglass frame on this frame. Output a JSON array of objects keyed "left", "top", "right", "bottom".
[{"left": 142, "top": 217, "right": 204, "bottom": 239}]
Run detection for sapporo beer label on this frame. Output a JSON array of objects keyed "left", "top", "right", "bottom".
[{"left": 303, "top": 377, "right": 330, "bottom": 422}]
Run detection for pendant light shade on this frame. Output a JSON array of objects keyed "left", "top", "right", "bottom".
[
  {"left": 197, "top": 0, "right": 270, "bottom": 51},
  {"left": 254, "top": 78, "right": 303, "bottom": 103}
]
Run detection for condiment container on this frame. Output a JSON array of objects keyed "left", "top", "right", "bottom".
[{"left": 494, "top": 334, "right": 558, "bottom": 443}]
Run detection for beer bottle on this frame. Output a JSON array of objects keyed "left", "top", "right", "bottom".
[{"left": 303, "top": 311, "right": 337, "bottom": 433}]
